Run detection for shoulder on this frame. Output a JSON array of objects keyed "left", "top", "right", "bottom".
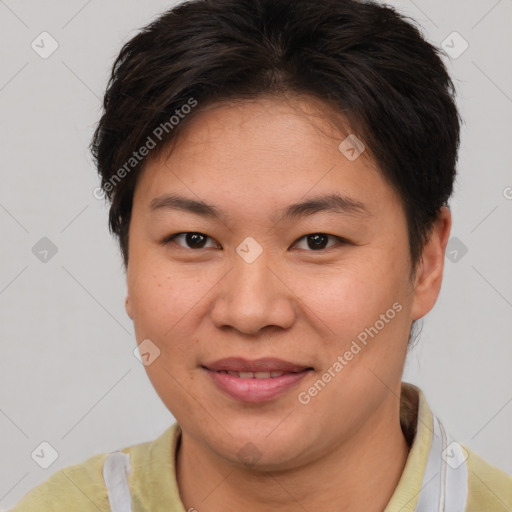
[
  {"left": 9, "top": 451, "right": 111, "bottom": 512},
  {"left": 9, "top": 435, "right": 163, "bottom": 512},
  {"left": 9, "top": 426, "right": 179, "bottom": 512},
  {"left": 463, "top": 444, "right": 512, "bottom": 512}
]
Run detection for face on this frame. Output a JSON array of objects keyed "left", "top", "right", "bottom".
[{"left": 125, "top": 96, "right": 447, "bottom": 470}]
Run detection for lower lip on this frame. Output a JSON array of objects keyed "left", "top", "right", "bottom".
[{"left": 204, "top": 368, "right": 311, "bottom": 403}]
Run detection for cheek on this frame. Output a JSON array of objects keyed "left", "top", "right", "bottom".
[
  {"left": 131, "top": 276, "right": 174, "bottom": 329},
  {"left": 129, "top": 252, "right": 210, "bottom": 322},
  {"left": 127, "top": 258, "right": 215, "bottom": 372},
  {"left": 129, "top": 267, "right": 202, "bottom": 409},
  {"left": 295, "top": 259, "right": 405, "bottom": 333}
]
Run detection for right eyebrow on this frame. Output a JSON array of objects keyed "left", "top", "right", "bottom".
[{"left": 150, "top": 194, "right": 222, "bottom": 219}]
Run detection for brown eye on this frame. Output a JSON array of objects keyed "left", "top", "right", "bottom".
[
  {"left": 294, "top": 233, "right": 347, "bottom": 251},
  {"left": 163, "top": 232, "right": 219, "bottom": 249},
  {"left": 307, "top": 234, "right": 329, "bottom": 250}
]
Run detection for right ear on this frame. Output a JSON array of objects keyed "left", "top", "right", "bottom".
[{"left": 125, "top": 295, "right": 133, "bottom": 319}]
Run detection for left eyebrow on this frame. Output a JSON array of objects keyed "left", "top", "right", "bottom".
[
  {"left": 149, "top": 192, "right": 371, "bottom": 222},
  {"left": 275, "top": 193, "right": 372, "bottom": 223}
]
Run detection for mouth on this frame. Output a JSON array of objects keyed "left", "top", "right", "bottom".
[
  {"left": 208, "top": 369, "right": 300, "bottom": 379},
  {"left": 202, "top": 357, "right": 314, "bottom": 403}
]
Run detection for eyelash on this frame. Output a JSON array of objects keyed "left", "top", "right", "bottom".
[{"left": 160, "top": 232, "right": 350, "bottom": 252}]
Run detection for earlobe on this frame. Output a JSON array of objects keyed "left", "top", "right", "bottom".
[
  {"left": 125, "top": 296, "right": 133, "bottom": 319},
  {"left": 410, "top": 206, "right": 452, "bottom": 320}
]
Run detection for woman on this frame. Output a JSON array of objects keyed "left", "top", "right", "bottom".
[{"left": 11, "top": 0, "right": 512, "bottom": 510}]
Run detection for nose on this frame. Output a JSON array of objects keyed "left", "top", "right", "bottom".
[{"left": 210, "top": 250, "right": 296, "bottom": 336}]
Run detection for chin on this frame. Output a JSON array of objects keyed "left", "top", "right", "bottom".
[{"left": 210, "top": 421, "right": 312, "bottom": 468}]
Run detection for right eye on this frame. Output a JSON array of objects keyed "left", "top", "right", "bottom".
[{"left": 160, "top": 232, "right": 221, "bottom": 250}]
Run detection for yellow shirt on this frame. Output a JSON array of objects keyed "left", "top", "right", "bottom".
[{"left": 10, "top": 382, "right": 512, "bottom": 511}]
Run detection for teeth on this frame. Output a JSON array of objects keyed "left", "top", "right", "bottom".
[
  {"left": 254, "top": 371, "right": 271, "bottom": 378},
  {"left": 217, "top": 370, "right": 287, "bottom": 378}
]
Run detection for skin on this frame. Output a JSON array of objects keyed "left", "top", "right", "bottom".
[{"left": 125, "top": 95, "right": 452, "bottom": 512}]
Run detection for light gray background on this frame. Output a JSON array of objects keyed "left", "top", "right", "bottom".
[{"left": 0, "top": 0, "right": 511, "bottom": 508}]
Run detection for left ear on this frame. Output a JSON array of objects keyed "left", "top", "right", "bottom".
[{"left": 410, "top": 206, "right": 452, "bottom": 320}]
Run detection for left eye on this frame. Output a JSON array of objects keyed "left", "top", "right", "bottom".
[{"left": 294, "top": 233, "right": 345, "bottom": 251}]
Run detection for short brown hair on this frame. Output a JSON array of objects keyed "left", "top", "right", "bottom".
[{"left": 91, "top": 0, "right": 461, "bottom": 269}]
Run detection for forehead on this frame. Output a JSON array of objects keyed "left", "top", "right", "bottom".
[
  {"left": 133, "top": 96, "right": 399, "bottom": 215},
  {"left": 164, "top": 95, "right": 364, "bottom": 159}
]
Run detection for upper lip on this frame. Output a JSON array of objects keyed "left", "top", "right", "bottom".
[{"left": 203, "top": 357, "right": 312, "bottom": 373}]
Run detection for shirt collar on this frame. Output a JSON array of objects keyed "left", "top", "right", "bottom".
[
  {"left": 384, "top": 381, "right": 436, "bottom": 511},
  {"left": 385, "top": 381, "right": 469, "bottom": 512}
]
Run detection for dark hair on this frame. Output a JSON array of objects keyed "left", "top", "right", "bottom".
[{"left": 90, "top": 0, "right": 461, "bottom": 271}]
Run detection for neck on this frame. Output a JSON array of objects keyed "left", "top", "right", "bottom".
[{"left": 176, "top": 397, "right": 410, "bottom": 512}]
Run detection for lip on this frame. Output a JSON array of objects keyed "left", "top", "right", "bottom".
[
  {"left": 203, "top": 357, "right": 311, "bottom": 373},
  {"left": 202, "top": 357, "right": 313, "bottom": 403}
]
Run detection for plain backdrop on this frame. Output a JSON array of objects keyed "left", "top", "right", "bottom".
[{"left": 0, "top": 0, "right": 511, "bottom": 508}]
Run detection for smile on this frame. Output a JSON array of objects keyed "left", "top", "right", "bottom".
[
  {"left": 212, "top": 370, "right": 292, "bottom": 379},
  {"left": 202, "top": 358, "right": 313, "bottom": 403}
]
